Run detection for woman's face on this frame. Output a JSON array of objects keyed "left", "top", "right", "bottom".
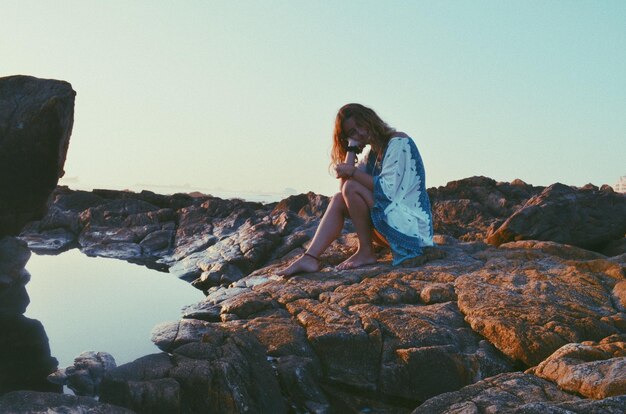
[{"left": 342, "top": 117, "right": 370, "bottom": 146}]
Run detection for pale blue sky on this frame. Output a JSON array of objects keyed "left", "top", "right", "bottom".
[{"left": 3, "top": 1, "right": 625, "bottom": 198}]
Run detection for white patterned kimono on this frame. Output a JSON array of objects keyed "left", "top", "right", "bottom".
[{"left": 359, "top": 136, "right": 434, "bottom": 264}]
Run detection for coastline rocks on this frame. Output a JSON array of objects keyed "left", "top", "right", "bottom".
[
  {"left": 412, "top": 372, "right": 579, "bottom": 413},
  {"left": 0, "top": 75, "right": 75, "bottom": 237},
  {"left": 428, "top": 176, "right": 543, "bottom": 242},
  {"left": 102, "top": 325, "right": 288, "bottom": 414},
  {"left": 0, "top": 390, "right": 134, "bottom": 413},
  {"left": 487, "top": 183, "right": 626, "bottom": 250},
  {"left": 455, "top": 242, "right": 625, "bottom": 366},
  {"left": 48, "top": 351, "right": 117, "bottom": 397},
  {"left": 528, "top": 335, "right": 626, "bottom": 399}
]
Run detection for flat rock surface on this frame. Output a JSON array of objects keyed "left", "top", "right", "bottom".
[{"left": 455, "top": 241, "right": 625, "bottom": 366}]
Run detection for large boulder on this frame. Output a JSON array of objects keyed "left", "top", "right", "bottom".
[
  {"left": 428, "top": 176, "right": 543, "bottom": 241},
  {"left": 0, "top": 75, "right": 75, "bottom": 237},
  {"left": 104, "top": 323, "right": 289, "bottom": 414},
  {"left": 487, "top": 183, "right": 626, "bottom": 250},
  {"left": 455, "top": 241, "right": 625, "bottom": 367}
]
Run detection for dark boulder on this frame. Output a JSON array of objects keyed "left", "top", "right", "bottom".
[
  {"left": 0, "top": 75, "right": 75, "bottom": 237},
  {"left": 428, "top": 176, "right": 543, "bottom": 241},
  {"left": 487, "top": 183, "right": 626, "bottom": 250}
]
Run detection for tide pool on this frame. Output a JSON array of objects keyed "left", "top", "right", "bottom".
[{"left": 24, "top": 249, "right": 204, "bottom": 369}]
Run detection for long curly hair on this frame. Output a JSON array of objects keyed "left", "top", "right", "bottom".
[{"left": 330, "top": 103, "right": 397, "bottom": 167}]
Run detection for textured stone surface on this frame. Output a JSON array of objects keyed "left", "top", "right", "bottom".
[
  {"left": 456, "top": 242, "right": 624, "bottom": 366},
  {"left": 48, "top": 351, "right": 117, "bottom": 397},
  {"left": 428, "top": 176, "right": 543, "bottom": 241},
  {"left": 529, "top": 335, "right": 626, "bottom": 399},
  {"left": 13, "top": 178, "right": 626, "bottom": 412},
  {"left": 0, "top": 75, "right": 75, "bottom": 237},
  {"left": 0, "top": 390, "right": 134, "bottom": 413},
  {"left": 487, "top": 183, "right": 626, "bottom": 251},
  {"left": 411, "top": 372, "right": 579, "bottom": 414},
  {"left": 106, "top": 324, "right": 288, "bottom": 413}
]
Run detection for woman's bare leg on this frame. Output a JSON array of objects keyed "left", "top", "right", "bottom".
[
  {"left": 277, "top": 193, "right": 347, "bottom": 276},
  {"left": 336, "top": 179, "right": 378, "bottom": 270}
]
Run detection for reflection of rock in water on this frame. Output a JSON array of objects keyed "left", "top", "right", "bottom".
[
  {"left": 0, "top": 314, "right": 60, "bottom": 394},
  {"left": 0, "top": 237, "right": 61, "bottom": 395}
]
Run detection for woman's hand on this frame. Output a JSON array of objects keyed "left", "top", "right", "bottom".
[{"left": 335, "top": 163, "right": 356, "bottom": 179}]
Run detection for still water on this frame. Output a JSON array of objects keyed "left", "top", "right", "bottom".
[{"left": 24, "top": 249, "right": 204, "bottom": 369}]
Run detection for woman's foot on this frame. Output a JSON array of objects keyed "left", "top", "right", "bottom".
[
  {"left": 336, "top": 250, "right": 378, "bottom": 270},
  {"left": 277, "top": 253, "right": 320, "bottom": 277}
]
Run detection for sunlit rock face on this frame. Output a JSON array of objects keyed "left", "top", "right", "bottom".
[{"left": 0, "top": 75, "right": 75, "bottom": 237}]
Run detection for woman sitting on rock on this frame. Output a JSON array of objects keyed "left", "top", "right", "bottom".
[{"left": 278, "top": 103, "right": 433, "bottom": 276}]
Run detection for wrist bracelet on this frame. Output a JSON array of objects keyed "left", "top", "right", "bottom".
[{"left": 346, "top": 145, "right": 362, "bottom": 154}]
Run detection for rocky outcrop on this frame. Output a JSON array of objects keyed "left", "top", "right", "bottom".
[
  {"left": 0, "top": 390, "right": 134, "bottom": 413},
  {"left": 487, "top": 183, "right": 626, "bottom": 250},
  {"left": 528, "top": 335, "right": 626, "bottom": 399},
  {"left": 48, "top": 351, "right": 117, "bottom": 397},
  {"left": 117, "top": 235, "right": 621, "bottom": 412},
  {"left": 455, "top": 240, "right": 624, "bottom": 366},
  {"left": 0, "top": 75, "right": 75, "bottom": 237},
  {"left": 428, "top": 176, "right": 543, "bottom": 241},
  {"left": 13, "top": 176, "right": 626, "bottom": 412}
]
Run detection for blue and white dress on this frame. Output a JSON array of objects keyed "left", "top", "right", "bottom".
[{"left": 358, "top": 136, "right": 434, "bottom": 265}]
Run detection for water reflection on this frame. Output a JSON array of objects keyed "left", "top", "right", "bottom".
[
  {"left": 0, "top": 237, "right": 61, "bottom": 394},
  {"left": 24, "top": 248, "right": 203, "bottom": 368}
]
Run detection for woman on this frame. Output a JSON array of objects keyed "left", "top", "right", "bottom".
[{"left": 278, "top": 103, "right": 433, "bottom": 276}]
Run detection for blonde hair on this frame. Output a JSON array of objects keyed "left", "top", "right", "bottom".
[{"left": 330, "top": 103, "right": 396, "bottom": 167}]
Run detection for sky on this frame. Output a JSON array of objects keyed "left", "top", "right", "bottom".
[{"left": 3, "top": 1, "right": 625, "bottom": 200}]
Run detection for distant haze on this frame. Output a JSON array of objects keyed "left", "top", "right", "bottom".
[{"left": 3, "top": 1, "right": 625, "bottom": 198}]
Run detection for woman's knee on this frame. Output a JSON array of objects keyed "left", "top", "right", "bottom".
[
  {"left": 329, "top": 192, "right": 347, "bottom": 211},
  {"left": 341, "top": 179, "right": 359, "bottom": 198}
]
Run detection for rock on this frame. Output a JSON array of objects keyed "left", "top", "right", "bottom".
[
  {"left": 0, "top": 237, "right": 60, "bottom": 394},
  {"left": 411, "top": 372, "right": 579, "bottom": 414},
  {"left": 528, "top": 335, "right": 626, "bottom": 399},
  {"left": 0, "top": 75, "right": 75, "bottom": 237},
  {"left": 186, "top": 217, "right": 284, "bottom": 291},
  {"left": 602, "top": 237, "right": 626, "bottom": 257},
  {"left": 428, "top": 176, "right": 543, "bottom": 241},
  {"left": 455, "top": 244, "right": 625, "bottom": 366},
  {"left": 0, "top": 314, "right": 60, "bottom": 394},
  {"left": 487, "top": 183, "right": 626, "bottom": 251},
  {"left": 142, "top": 322, "right": 289, "bottom": 413},
  {"left": 48, "top": 351, "right": 117, "bottom": 397},
  {"left": 0, "top": 390, "right": 134, "bottom": 413},
  {"left": 18, "top": 227, "right": 76, "bottom": 252},
  {"left": 271, "top": 192, "right": 330, "bottom": 221},
  {"left": 511, "top": 395, "right": 626, "bottom": 413},
  {"left": 0, "top": 237, "right": 31, "bottom": 309},
  {"left": 100, "top": 353, "right": 179, "bottom": 414}
]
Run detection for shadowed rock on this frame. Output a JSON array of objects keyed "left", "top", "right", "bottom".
[
  {"left": 487, "top": 183, "right": 626, "bottom": 251},
  {"left": 0, "top": 390, "right": 134, "bottom": 413},
  {"left": 411, "top": 372, "right": 579, "bottom": 413},
  {"left": 48, "top": 351, "right": 117, "bottom": 397},
  {"left": 0, "top": 75, "right": 75, "bottom": 237}
]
